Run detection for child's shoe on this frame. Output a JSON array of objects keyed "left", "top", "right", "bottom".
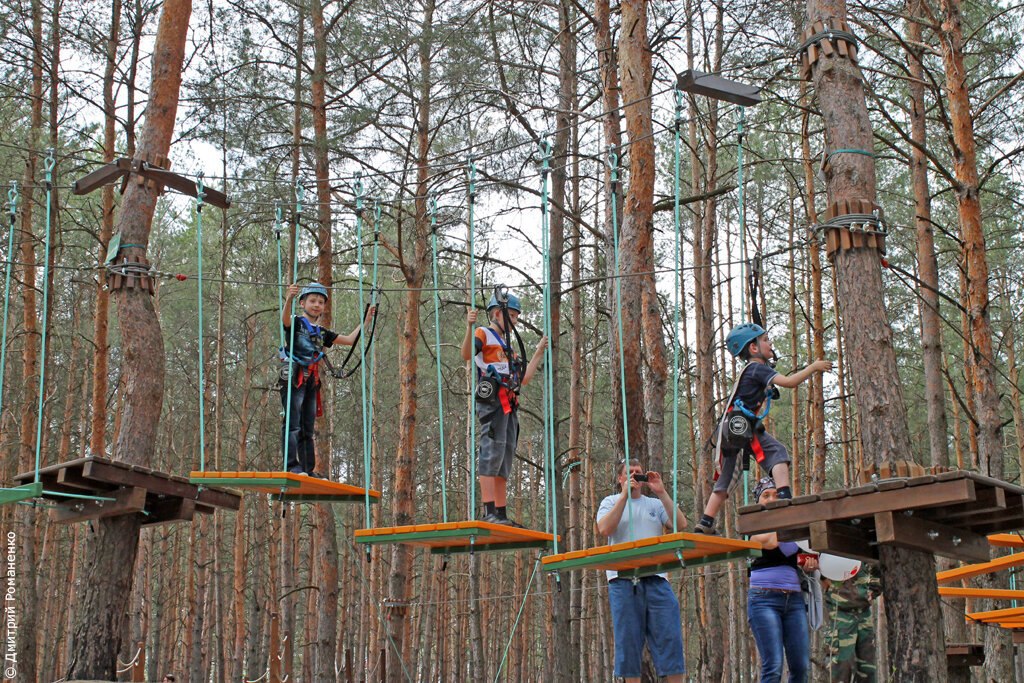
[{"left": 692, "top": 521, "right": 718, "bottom": 535}]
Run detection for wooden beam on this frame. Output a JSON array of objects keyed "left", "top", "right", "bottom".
[
  {"left": 945, "top": 643, "right": 984, "bottom": 668},
  {"left": 71, "top": 158, "right": 131, "bottom": 195},
  {"left": 141, "top": 497, "right": 196, "bottom": 527},
  {"left": 52, "top": 486, "right": 147, "bottom": 524},
  {"left": 809, "top": 520, "right": 878, "bottom": 561},
  {"left": 941, "top": 486, "right": 1006, "bottom": 522},
  {"left": 737, "top": 478, "right": 977, "bottom": 535},
  {"left": 1014, "top": 631, "right": 1024, "bottom": 644},
  {"left": 937, "top": 552, "right": 1024, "bottom": 584},
  {"left": 939, "top": 587, "right": 1024, "bottom": 600},
  {"left": 874, "top": 511, "right": 989, "bottom": 563},
  {"left": 965, "top": 605, "right": 1024, "bottom": 621}
]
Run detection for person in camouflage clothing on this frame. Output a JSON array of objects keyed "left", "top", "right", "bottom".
[{"left": 826, "top": 567, "right": 882, "bottom": 682}]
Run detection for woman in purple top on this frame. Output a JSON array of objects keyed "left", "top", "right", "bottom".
[{"left": 748, "top": 477, "right": 817, "bottom": 682}]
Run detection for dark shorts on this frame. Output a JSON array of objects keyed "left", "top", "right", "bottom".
[
  {"left": 476, "top": 399, "right": 518, "bottom": 478},
  {"left": 714, "top": 430, "right": 790, "bottom": 493},
  {"left": 608, "top": 576, "right": 686, "bottom": 678}
]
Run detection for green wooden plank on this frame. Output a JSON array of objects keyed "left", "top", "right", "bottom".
[
  {"left": 280, "top": 494, "right": 379, "bottom": 503},
  {"left": 429, "top": 540, "right": 553, "bottom": 554},
  {"left": 541, "top": 539, "right": 700, "bottom": 572},
  {"left": 611, "top": 549, "right": 761, "bottom": 578},
  {"left": 0, "top": 482, "right": 43, "bottom": 506},
  {"left": 189, "top": 476, "right": 300, "bottom": 489},
  {"left": 543, "top": 542, "right": 759, "bottom": 574},
  {"left": 355, "top": 527, "right": 497, "bottom": 545}
]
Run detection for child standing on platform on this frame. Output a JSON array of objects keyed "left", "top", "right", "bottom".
[
  {"left": 694, "top": 323, "right": 832, "bottom": 534},
  {"left": 460, "top": 290, "right": 546, "bottom": 527}
]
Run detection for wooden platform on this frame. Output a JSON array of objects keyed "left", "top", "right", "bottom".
[
  {"left": 12, "top": 456, "right": 239, "bottom": 525},
  {"left": 541, "top": 532, "right": 762, "bottom": 578},
  {"left": 354, "top": 520, "right": 555, "bottom": 554},
  {"left": 0, "top": 482, "right": 43, "bottom": 506},
  {"left": 189, "top": 470, "right": 381, "bottom": 503},
  {"left": 736, "top": 471, "right": 1024, "bottom": 563},
  {"left": 946, "top": 643, "right": 984, "bottom": 669}
]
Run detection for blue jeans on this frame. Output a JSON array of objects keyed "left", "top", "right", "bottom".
[
  {"left": 747, "top": 588, "right": 810, "bottom": 683},
  {"left": 608, "top": 577, "right": 685, "bottom": 678},
  {"left": 281, "top": 373, "right": 318, "bottom": 473}
]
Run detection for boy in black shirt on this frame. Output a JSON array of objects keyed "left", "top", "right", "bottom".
[{"left": 694, "top": 323, "right": 832, "bottom": 534}]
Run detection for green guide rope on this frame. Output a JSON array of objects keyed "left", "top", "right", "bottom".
[{"left": 428, "top": 194, "right": 449, "bottom": 522}]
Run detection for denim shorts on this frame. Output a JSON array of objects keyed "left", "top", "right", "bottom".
[{"left": 608, "top": 576, "right": 686, "bottom": 678}]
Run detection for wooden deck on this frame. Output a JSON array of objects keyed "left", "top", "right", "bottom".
[
  {"left": 190, "top": 470, "right": 380, "bottom": 503},
  {"left": 355, "top": 520, "right": 555, "bottom": 554},
  {"left": 13, "top": 456, "right": 240, "bottom": 525},
  {"left": 736, "top": 470, "right": 1024, "bottom": 563}
]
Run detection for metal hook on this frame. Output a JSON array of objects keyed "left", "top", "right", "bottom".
[
  {"left": 7, "top": 181, "right": 17, "bottom": 215},
  {"left": 44, "top": 149, "right": 56, "bottom": 173},
  {"left": 294, "top": 180, "right": 305, "bottom": 207},
  {"left": 373, "top": 199, "right": 382, "bottom": 224},
  {"left": 196, "top": 172, "right": 206, "bottom": 207},
  {"left": 354, "top": 171, "right": 364, "bottom": 199}
]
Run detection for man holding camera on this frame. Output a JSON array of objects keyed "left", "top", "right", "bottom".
[
  {"left": 461, "top": 290, "right": 547, "bottom": 527},
  {"left": 596, "top": 459, "right": 688, "bottom": 683}
]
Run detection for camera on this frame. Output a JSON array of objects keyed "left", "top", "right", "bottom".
[{"left": 632, "top": 473, "right": 649, "bottom": 483}]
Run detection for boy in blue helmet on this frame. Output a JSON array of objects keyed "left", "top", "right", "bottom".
[
  {"left": 693, "top": 323, "right": 832, "bottom": 534},
  {"left": 460, "top": 290, "right": 547, "bottom": 526},
  {"left": 281, "top": 282, "right": 374, "bottom": 476}
]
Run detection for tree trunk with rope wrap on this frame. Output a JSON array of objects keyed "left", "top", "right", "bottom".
[
  {"left": 805, "top": 0, "right": 947, "bottom": 678},
  {"left": 66, "top": 1, "right": 190, "bottom": 677}
]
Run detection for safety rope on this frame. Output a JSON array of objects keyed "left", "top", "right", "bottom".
[
  {"left": 607, "top": 146, "right": 633, "bottom": 539},
  {"left": 0, "top": 183, "right": 18, "bottom": 433},
  {"left": 671, "top": 92, "right": 684, "bottom": 531},
  {"left": 196, "top": 174, "right": 207, "bottom": 471},
  {"left": 492, "top": 553, "right": 542, "bottom": 683},
  {"left": 539, "top": 137, "right": 558, "bottom": 551},
  {"left": 736, "top": 107, "right": 751, "bottom": 507},
  {"left": 279, "top": 182, "right": 304, "bottom": 473},
  {"left": 355, "top": 175, "right": 373, "bottom": 539},
  {"left": 467, "top": 160, "right": 478, "bottom": 520},
  {"left": 33, "top": 151, "right": 56, "bottom": 483},
  {"left": 429, "top": 194, "right": 449, "bottom": 522}
]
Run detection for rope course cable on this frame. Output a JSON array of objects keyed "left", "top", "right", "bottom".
[
  {"left": 467, "top": 160, "right": 478, "bottom": 521},
  {"left": 32, "top": 150, "right": 57, "bottom": 485},
  {"left": 0, "top": 183, "right": 18, "bottom": 427},
  {"left": 196, "top": 173, "right": 207, "bottom": 471},
  {"left": 539, "top": 135, "right": 558, "bottom": 551},
  {"left": 429, "top": 192, "right": 449, "bottom": 523}
]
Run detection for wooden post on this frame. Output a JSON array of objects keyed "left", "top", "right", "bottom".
[{"left": 131, "top": 640, "right": 145, "bottom": 682}]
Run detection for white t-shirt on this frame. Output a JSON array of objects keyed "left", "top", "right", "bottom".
[{"left": 596, "top": 493, "right": 671, "bottom": 581}]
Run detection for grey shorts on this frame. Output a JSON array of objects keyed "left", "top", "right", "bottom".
[
  {"left": 713, "top": 430, "right": 790, "bottom": 493},
  {"left": 476, "top": 399, "right": 519, "bottom": 478}
]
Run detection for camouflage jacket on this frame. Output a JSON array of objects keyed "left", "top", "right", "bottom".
[{"left": 827, "top": 568, "right": 881, "bottom": 612}]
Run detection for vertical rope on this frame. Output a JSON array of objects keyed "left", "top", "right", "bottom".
[
  {"left": 354, "top": 175, "right": 372, "bottom": 532},
  {"left": 671, "top": 92, "right": 684, "bottom": 531},
  {"left": 539, "top": 136, "right": 559, "bottom": 550},
  {"left": 608, "top": 146, "right": 633, "bottom": 537},
  {"left": 429, "top": 194, "right": 449, "bottom": 522},
  {"left": 281, "top": 182, "right": 304, "bottom": 473},
  {"left": 196, "top": 174, "right": 207, "bottom": 471},
  {"left": 33, "top": 151, "right": 56, "bottom": 482},
  {"left": 0, "top": 183, "right": 18, "bottom": 432},
  {"left": 736, "top": 107, "right": 750, "bottom": 507},
  {"left": 467, "top": 160, "right": 478, "bottom": 520}
]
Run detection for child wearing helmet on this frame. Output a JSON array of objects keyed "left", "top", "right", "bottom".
[
  {"left": 693, "top": 323, "right": 832, "bottom": 534},
  {"left": 280, "top": 282, "right": 374, "bottom": 476},
  {"left": 460, "top": 290, "right": 547, "bottom": 527}
]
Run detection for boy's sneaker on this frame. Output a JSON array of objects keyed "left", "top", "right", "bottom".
[
  {"left": 288, "top": 467, "right": 305, "bottom": 475},
  {"left": 692, "top": 521, "right": 718, "bottom": 535},
  {"left": 497, "top": 517, "right": 526, "bottom": 529},
  {"left": 480, "top": 513, "right": 505, "bottom": 525}
]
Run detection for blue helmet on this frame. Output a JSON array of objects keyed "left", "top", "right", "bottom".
[
  {"left": 726, "top": 323, "right": 766, "bottom": 357},
  {"left": 299, "top": 282, "right": 329, "bottom": 301},
  {"left": 487, "top": 292, "right": 522, "bottom": 313}
]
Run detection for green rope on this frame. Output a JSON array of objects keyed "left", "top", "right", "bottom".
[
  {"left": 0, "top": 183, "right": 18, "bottom": 432},
  {"left": 196, "top": 174, "right": 207, "bottom": 471},
  {"left": 355, "top": 175, "right": 372, "bottom": 532},
  {"left": 671, "top": 92, "right": 684, "bottom": 531},
  {"left": 429, "top": 194, "right": 449, "bottom": 522},
  {"left": 827, "top": 148, "right": 874, "bottom": 164},
  {"left": 274, "top": 202, "right": 286, "bottom": 350},
  {"left": 467, "top": 161, "right": 477, "bottom": 520},
  {"left": 607, "top": 146, "right": 633, "bottom": 538},
  {"left": 539, "top": 136, "right": 558, "bottom": 550},
  {"left": 33, "top": 151, "right": 56, "bottom": 484},
  {"left": 493, "top": 553, "right": 541, "bottom": 683},
  {"left": 280, "top": 182, "right": 303, "bottom": 474},
  {"left": 736, "top": 109, "right": 750, "bottom": 508}
]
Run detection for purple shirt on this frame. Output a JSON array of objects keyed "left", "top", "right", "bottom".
[{"left": 749, "top": 541, "right": 802, "bottom": 592}]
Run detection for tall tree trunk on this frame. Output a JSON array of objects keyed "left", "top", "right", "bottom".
[
  {"left": 66, "top": 2, "right": 191, "bottom": 677},
  {"left": 805, "top": 1, "right": 947, "bottom": 679},
  {"left": 934, "top": 2, "right": 1011, "bottom": 676},
  {"left": 386, "top": 3, "right": 434, "bottom": 679},
  {"left": 907, "top": 0, "right": 949, "bottom": 468}
]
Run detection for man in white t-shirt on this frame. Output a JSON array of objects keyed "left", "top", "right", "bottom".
[{"left": 596, "top": 459, "right": 688, "bottom": 683}]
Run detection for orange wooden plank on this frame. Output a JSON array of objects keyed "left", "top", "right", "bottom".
[
  {"left": 987, "top": 533, "right": 1024, "bottom": 548},
  {"left": 940, "top": 587, "right": 1024, "bottom": 600},
  {"left": 541, "top": 532, "right": 760, "bottom": 571},
  {"left": 966, "top": 605, "right": 1024, "bottom": 622},
  {"left": 936, "top": 552, "right": 1024, "bottom": 584},
  {"left": 355, "top": 520, "right": 555, "bottom": 548}
]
